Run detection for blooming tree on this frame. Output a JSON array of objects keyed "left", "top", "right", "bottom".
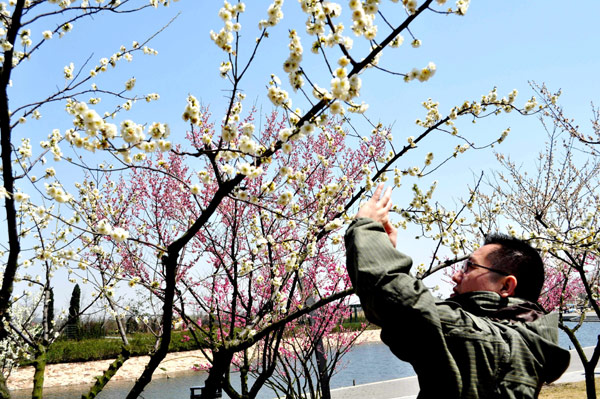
[
  {"left": 84, "top": 110, "right": 378, "bottom": 398},
  {"left": 459, "top": 97, "right": 600, "bottom": 398},
  {"left": 256, "top": 303, "right": 364, "bottom": 399},
  {"left": 0, "top": 1, "right": 548, "bottom": 398},
  {"left": 0, "top": 1, "right": 177, "bottom": 397}
]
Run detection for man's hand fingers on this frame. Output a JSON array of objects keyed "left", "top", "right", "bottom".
[
  {"left": 384, "top": 221, "right": 398, "bottom": 248},
  {"left": 373, "top": 183, "right": 384, "bottom": 202},
  {"left": 382, "top": 187, "right": 393, "bottom": 209}
]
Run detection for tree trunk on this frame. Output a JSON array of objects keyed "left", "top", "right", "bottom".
[
  {"left": 82, "top": 345, "right": 131, "bottom": 399},
  {"left": 585, "top": 362, "right": 597, "bottom": 399},
  {"left": 0, "top": 372, "right": 10, "bottom": 399},
  {"left": 0, "top": 0, "right": 25, "bottom": 344},
  {"left": 585, "top": 335, "right": 600, "bottom": 399},
  {"left": 125, "top": 254, "right": 177, "bottom": 399},
  {"left": 201, "top": 349, "right": 233, "bottom": 399},
  {"left": 31, "top": 346, "right": 47, "bottom": 399},
  {"left": 305, "top": 296, "right": 330, "bottom": 399},
  {"left": 314, "top": 340, "right": 330, "bottom": 399}
]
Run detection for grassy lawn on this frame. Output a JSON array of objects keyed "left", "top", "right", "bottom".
[
  {"left": 540, "top": 378, "right": 600, "bottom": 398},
  {"left": 20, "top": 331, "right": 203, "bottom": 366}
]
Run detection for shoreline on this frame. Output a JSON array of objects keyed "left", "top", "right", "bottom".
[{"left": 7, "top": 329, "right": 382, "bottom": 391}]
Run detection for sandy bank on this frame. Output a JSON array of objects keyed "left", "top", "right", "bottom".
[{"left": 7, "top": 329, "right": 382, "bottom": 391}]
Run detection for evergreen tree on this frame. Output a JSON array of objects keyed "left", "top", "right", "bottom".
[{"left": 67, "top": 284, "right": 81, "bottom": 339}]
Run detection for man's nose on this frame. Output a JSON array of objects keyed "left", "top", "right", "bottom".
[{"left": 451, "top": 270, "right": 462, "bottom": 283}]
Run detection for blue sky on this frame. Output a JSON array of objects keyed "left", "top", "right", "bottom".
[{"left": 8, "top": 0, "right": 600, "bottom": 306}]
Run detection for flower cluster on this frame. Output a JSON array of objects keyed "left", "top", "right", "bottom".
[
  {"left": 210, "top": 1, "right": 245, "bottom": 53},
  {"left": 124, "top": 77, "right": 136, "bottom": 91},
  {"left": 404, "top": 61, "right": 437, "bottom": 83},
  {"left": 149, "top": 0, "right": 180, "bottom": 8},
  {"left": 523, "top": 96, "right": 538, "bottom": 113},
  {"left": 239, "top": 124, "right": 262, "bottom": 156},
  {"left": 96, "top": 219, "right": 130, "bottom": 242},
  {"left": 330, "top": 61, "right": 362, "bottom": 105},
  {"left": 45, "top": 182, "right": 73, "bottom": 203},
  {"left": 456, "top": 0, "right": 470, "bottom": 15},
  {"left": 259, "top": 0, "right": 284, "bottom": 29},
  {"left": 299, "top": 1, "right": 351, "bottom": 53},
  {"left": 267, "top": 77, "right": 292, "bottom": 108},
  {"left": 415, "top": 98, "right": 441, "bottom": 128},
  {"left": 63, "top": 100, "right": 170, "bottom": 157},
  {"left": 349, "top": 0, "right": 378, "bottom": 39},
  {"left": 89, "top": 42, "right": 156, "bottom": 78},
  {"left": 182, "top": 95, "right": 201, "bottom": 125},
  {"left": 237, "top": 162, "right": 264, "bottom": 178},
  {"left": 19, "top": 28, "right": 31, "bottom": 47},
  {"left": 219, "top": 61, "right": 232, "bottom": 78},
  {"left": 284, "top": 30, "right": 304, "bottom": 90},
  {"left": 64, "top": 62, "right": 74, "bottom": 80}
]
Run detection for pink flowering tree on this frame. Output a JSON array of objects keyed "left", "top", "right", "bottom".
[
  {"left": 539, "top": 263, "right": 586, "bottom": 313},
  {"left": 256, "top": 302, "right": 364, "bottom": 399},
  {"left": 83, "top": 110, "right": 379, "bottom": 398}
]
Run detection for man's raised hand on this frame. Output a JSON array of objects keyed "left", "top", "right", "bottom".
[{"left": 356, "top": 184, "right": 397, "bottom": 247}]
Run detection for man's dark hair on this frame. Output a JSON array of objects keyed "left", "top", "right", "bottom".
[{"left": 483, "top": 233, "right": 544, "bottom": 302}]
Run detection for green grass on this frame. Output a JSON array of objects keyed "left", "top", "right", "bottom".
[
  {"left": 540, "top": 378, "right": 600, "bottom": 398},
  {"left": 20, "top": 331, "right": 204, "bottom": 366}
]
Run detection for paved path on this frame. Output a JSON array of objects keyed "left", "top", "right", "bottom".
[{"left": 330, "top": 347, "right": 599, "bottom": 399}]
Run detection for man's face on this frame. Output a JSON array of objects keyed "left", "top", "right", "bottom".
[{"left": 451, "top": 244, "right": 505, "bottom": 297}]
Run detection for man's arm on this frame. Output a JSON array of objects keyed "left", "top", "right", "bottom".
[
  {"left": 346, "top": 184, "right": 437, "bottom": 326},
  {"left": 345, "top": 217, "right": 462, "bottom": 396},
  {"left": 345, "top": 187, "right": 462, "bottom": 397},
  {"left": 345, "top": 217, "right": 436, "bottom": 327}
]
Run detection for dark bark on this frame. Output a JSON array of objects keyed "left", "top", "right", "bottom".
[
  {"left": 306, "top": 295, "right": 330, "bottom": 399},
  {"left": 314, "top": 339, "right": 330, "bottom": 399},
  {"left": 124, "top": 254, "right": 177, "bottom": 399},
  {"left": 0, "top": 0, "right": 25, "bottom": 343},
  {"left": 585, "top": 335, "right": 600, "bottom": 399},
  {"left": 201, "top": 349, "right": 234, "bottom": 399}
]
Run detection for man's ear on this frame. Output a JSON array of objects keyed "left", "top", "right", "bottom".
[{"left": 499, "top": 275, "right": 517, "bottom": 298}]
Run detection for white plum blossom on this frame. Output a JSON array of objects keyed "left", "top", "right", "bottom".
[
  {"left": 267, "top": 85, "right": 292, "bottom": 108},
  {"left": 404, "top": 62, "right": 437, "bottom": 83},
  {"left": 0, "top": 186, "right": 10, "bottom": 199},
  {"left": 14, "top": 191, "right": 30, "bottom": 202},
  {"left": 124, "top": 77, "right": 136, "bottom": 90},
  {"left": 96, "top": 220, "right": 113, "bottom": 235},
  {"left": 110, "top": 227, "right": 129, "bottom": 242},
  {"left": 279, "top": 128, "right": 293, "bottom": 142},
  {"left": 277, "top": 191, "right": 293, "bottom": 206},
  {"left": 182, "top": 95, "right": 201, "bottom": 125},
  {"left": 120, "top": 120, "right": 145, "bottom": 144}
]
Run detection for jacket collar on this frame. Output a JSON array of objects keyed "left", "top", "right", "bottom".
[{"left": 445, "top": 291, "right": 545, "bottom": 322}]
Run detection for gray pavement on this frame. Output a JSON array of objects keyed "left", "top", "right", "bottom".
[{"left": 330, "top": 347, "right": 599, "bottom": 399}]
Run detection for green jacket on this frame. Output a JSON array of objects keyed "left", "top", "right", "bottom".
[{"left": 345, "top": 218, "right": 570, "bottom": 399}]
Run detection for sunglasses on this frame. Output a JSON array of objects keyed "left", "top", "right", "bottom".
[{"left": 462, "top": 260, "right": 510, "bottom": 276}]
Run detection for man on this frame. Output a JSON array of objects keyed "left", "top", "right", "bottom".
[{"left": 345, "top": 185, "right": 570, "bottom": 398}]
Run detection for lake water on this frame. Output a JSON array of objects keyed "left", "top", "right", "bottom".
[{"left": 10, "top": 321, "right": 599, "bottom": 399}]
